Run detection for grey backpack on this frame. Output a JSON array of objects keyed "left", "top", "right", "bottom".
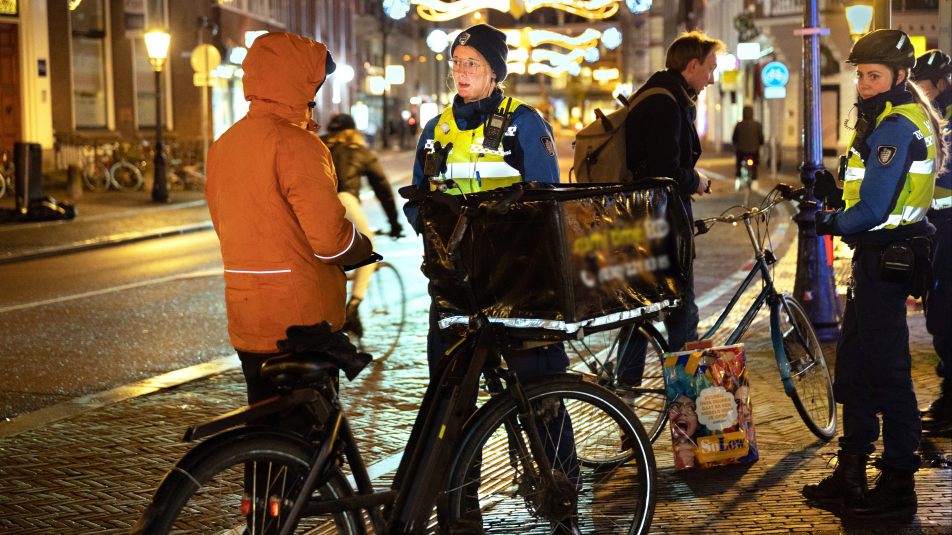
[{"left": 571, "top": 88, "right": 675, "bottom": 183}]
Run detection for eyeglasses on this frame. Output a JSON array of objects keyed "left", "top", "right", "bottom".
[
  {"left": 668, "top": 401, "right": 697, "bottom": 415},
  {"left": 448, "top": 58, "right": 487, "bottom": 74}
]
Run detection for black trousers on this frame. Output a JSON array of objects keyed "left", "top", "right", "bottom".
[{"left": 835, "top": 248, "right": 921, "bottom": 471}]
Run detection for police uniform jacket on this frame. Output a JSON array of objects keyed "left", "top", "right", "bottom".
[
  {"left": 828, "top": 82, "right": 937, "bottom": 244},
  {"left": 624, "top": 69, "right": 702, "bottom": 222},
  {"left": 403, "top": 87, "right": 560, "bottom": 231}
]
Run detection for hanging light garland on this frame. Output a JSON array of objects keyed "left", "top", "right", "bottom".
[
  {"left": 527, "top": 28, "right": 602, "bottom": 49},
  {"left": 523, "top": 0, "right": 619, "bottom": 19},
  {"left": 412, "top": 0, "right": 511, "bottom": 21}
]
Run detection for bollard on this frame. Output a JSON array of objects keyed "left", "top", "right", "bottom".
[
  {"left": 66, "top": 165, "right": 83, "bottom": 200},
  {"left": 14, "top": 142, "right": 43, "bottom": 214}
]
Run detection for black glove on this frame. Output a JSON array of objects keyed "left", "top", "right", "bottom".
[
  {"left": 389, "top": 222, "right": 404, "bottom": 239},
  {"left": 814, "top": 169, "right": 845, "bottom": 211},
  {"left": 815, "top": 210, "right": 841, "bottom": 236}
]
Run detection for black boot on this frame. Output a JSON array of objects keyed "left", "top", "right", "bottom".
[
  {"left": 921, "top": 379, "right": 952, "bottom": 433},
  {"left": 802, "top": 450, "right": 869, "bottom": 503},
  {"left": 845, "top": 465, "right": 917, "bottom": 518},
  {"left": 342, "top": 298, "right": 363, "bottom": 339}
]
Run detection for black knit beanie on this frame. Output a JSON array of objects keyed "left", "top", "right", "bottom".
[{"left": 450, "top": 24, "right": 509, "bottom": 82}]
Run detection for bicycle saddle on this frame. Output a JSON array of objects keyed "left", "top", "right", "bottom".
[{"left": 261, "top": 352, "right": 348, "bottom": 388}]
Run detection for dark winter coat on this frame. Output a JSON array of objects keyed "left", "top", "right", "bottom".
[
  {"left": 323, "top": 135, "right": 401, "bottom": 228},
  {"left": 625, "top": 69, "right": 701, "bottom": 221}
]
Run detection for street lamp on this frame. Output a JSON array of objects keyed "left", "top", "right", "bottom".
[
  {"left": 845, "top": 4, "right": 874, "bottom": 41},
  {"left": 794, "top": 1, "right": 841, "bottom": 341},
  {"left": 145, "top": 30, "right": 171, "bottom": 203}
]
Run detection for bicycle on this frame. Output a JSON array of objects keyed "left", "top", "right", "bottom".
[
  {"left": 81, "top": 142, "right": 144, "bottom": 191},
  {"left": 167, "top": 143, "right": 207, "bottom": 191},
  {"left": 0, "top": 150, "right": 13, "bottom": 199},
  {"left": 132, "top": 186, "right": 659, "bottom": 535},
  {"left": 345, "top": 259, "right": 406, "bottom": 359},
  {"left": 734, "top": 156, "right": 757, "bottom": 206},
  {"left": 693, "top": 183, "right": 836, "bottom": 440},
  {"left": 567, "top": 184, "right": 837, "bottom": 443}
]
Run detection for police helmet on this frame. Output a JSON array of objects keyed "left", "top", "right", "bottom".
[
  {"left": 846, "top": 29, "right": 916, "bottom": 71},
  {"left": 911, "top": 50, "right": 952, "bottom": 84}
]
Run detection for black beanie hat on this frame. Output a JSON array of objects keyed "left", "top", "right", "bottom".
[
  {"left": 450, "top": 24, "right": 509, "bottom": 82},
  {"left": 327, "top": 113, "right": 356, "bottom": 132}
]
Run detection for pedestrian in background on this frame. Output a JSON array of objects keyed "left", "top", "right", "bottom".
[
  {"left": 322, "top": 113, "right": 404, "bottom": 339},
  {"left": 911, "top": 50, "right": 952, "bottom": 434},
  {"left": 205, "top": 33, "right": 372, "bottom": 426},
  {"left": 403, "top": 23, "right": 579, "bottom": 535},
  {"left": 732, "top": 105, "right": 764, "bottom": 191},
  {"left": 805, "top": 29, "right": 948, "bottom": 519},
  {"left": 615, "top": 30, "right": 724, "bottom": 393}
]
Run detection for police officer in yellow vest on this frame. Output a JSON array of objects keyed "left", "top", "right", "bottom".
[
  {"left": 911, "top": 50, "right": 952, "bottom": 434},
  {"left": 805, "top": 30, "right": 948, "bottom": 519},
  {"left": 402, "top": 24, "right": 580, "bottom": 534}
]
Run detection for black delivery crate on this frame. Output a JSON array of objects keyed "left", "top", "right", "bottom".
[{"left": 420, "top": 179, "right": 693, "bottom": 339}]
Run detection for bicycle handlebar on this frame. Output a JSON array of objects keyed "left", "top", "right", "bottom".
[{"left": 693, "top": 183, "right": 809, "bottom": 236}]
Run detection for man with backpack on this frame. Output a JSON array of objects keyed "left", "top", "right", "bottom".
[{"left": 615, "top": 31, "right": 725, "bottom": 389}]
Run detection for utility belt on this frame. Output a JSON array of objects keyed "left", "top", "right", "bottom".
[{"left": 855, "top": 237, "right": 933, "bottom": 298}]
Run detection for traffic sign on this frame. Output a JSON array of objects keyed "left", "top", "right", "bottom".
[
  {"left": 191, "top": 44, "right": 221, "bottom": 73},
  {"left": 761, "top": 62, "right": 789, "bottom": 88}
]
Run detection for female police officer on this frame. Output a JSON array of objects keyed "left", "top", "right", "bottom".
[
  {"left": 402, "top": 24, "right": 580, "bottom": 534},
  {"left": 803, "top": 29, "right": 948, "bottom": 519}
]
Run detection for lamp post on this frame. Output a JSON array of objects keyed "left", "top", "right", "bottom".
[
  {"left": 792, "top": 0, "right": 841, "bottom": 341},
  {"left": 145, "top": 30, "right": 170, "bottom": 203}
]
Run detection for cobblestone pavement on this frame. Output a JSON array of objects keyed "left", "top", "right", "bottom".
[{"left": 1, "top": 227, "right": 949, "bottom": 534}]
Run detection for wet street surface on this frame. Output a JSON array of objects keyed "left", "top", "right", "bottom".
[{"left": 0, "top": 146, "right": 949, "bottom": 533}]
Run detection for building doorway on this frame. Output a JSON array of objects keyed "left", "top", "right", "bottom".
[{"left": 0, "top": 23, "right": 22, "bottom": 155}]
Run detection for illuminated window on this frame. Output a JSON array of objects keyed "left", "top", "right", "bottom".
[{"left": 71, "top": 0, "right": 108, "bottom": 129}]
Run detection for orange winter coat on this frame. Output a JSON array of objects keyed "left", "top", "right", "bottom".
[{"left": 206, "top": 33, "right": 371, "bottom": 353}]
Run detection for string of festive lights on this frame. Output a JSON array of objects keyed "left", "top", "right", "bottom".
[{"left": 523, "top": 0, "right": 619, "bottom": 18}]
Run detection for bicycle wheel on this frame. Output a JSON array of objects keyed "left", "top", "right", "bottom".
[
  {"left": 777, "top": 295, "right": 837, "bottom": 440},
  {"left": 565, "top": 323, "right": 669, "bottom": 445},
  {"left": 439, "top": 375, "right": 656, "bottom": 535},
  {"left": 110, "top": 161, "right": 144, "bottom": 190},
  {"left": 82, "top": 163, "right": 110, "bottom": 191},
  {"left": 135, "top": 428, "right": 363, "bottom": 535},
  {"left": 0, "top": 173, "right": 6, "bottom": 198},
  {"left": 357, "top": 261, "right": 406, "bottom": 359}
]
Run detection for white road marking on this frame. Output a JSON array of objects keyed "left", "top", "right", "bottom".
[{"left": 0, "top": 267, "right": 223, "bottom": 314}]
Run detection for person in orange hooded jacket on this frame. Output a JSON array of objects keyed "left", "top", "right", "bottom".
[{"left": 206, "top": 32, "right": 373, "bottom": 415}]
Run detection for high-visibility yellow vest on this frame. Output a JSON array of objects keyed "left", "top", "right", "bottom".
[
  {"left": 426, "top": 97, "right": 525, "bottom": 195},
  {"left": 932, "top": 102, "right": 951, "bottom": 210},
  {"left": 842, "top": 101, "right": 937, "bottom": 229}
]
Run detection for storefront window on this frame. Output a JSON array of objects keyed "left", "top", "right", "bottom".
[{"left": 71, "top": 0, "right": 108, "bottom": 129}]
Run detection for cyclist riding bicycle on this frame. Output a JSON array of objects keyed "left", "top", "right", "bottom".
[
  {"left": 733, "top": 105, "right": 764, "bottom": 191},
  {"left": 322, "top": 113, "right": 404, "bottom": 338}
]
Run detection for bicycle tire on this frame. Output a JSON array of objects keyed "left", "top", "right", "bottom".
[
  {"left": 777, "top": 295, "right": 837, "bottom": 440},
  {"left": 439, "top": 374, "right": 656, "bottom": 535},
  {"left": 110, "top": 161, "right": 144, "bottom": 190},
  {"left": 0, "top": 172, "right": 6, "bottom": 198},
  {"left": 565, "top": 323, "right": 670, "bottom": 445},
  {"left": 356, "top": 261, "right": 406, "bottom": 359},
  {"left": 134, "top": 427, "right": 363, "bottom": 535},
  {"left": 82, "top": 163, "right": 110, "bottom": 191}
]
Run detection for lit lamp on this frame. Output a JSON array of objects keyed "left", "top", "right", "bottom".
[
  {"left": 145, "top": 30, "right": 171, "bottom": 203},
  {"left": 845, "top": 4, "right": 873, "bottom": 41}
]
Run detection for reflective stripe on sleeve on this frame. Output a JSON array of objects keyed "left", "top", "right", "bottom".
[
  {"left": 909, "top": 159, "right": 935, "bottom": 174},
  {"left": 933, "top": 197, "right": 952, "bottom": 210},
  {"left": 314, "top": 222, "right": 357, "bottom": 260},
  {"left": 225, "top": 270, "right": 291, "bottom": 274},
  {"left": 844, "top": 167, "right": 865, "bottom": 181}
]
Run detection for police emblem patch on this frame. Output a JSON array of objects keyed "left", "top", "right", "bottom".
[
  {"left": 541, "top": 136, "right": 555, "bottom": 157},
  {"left": 877, "top": 145, "right": 898, "bottom": 165},
  {"left": 459, "top": 32, "right": 470, "bottom": 45}
]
